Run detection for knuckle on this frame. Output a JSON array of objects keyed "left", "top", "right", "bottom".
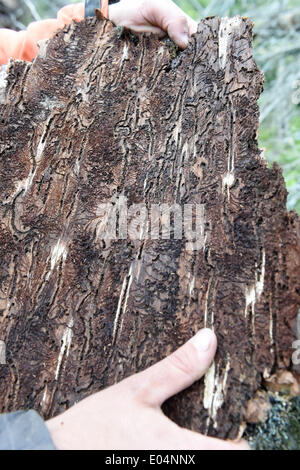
[
  {"left": 165, "top": 15, "right": 186, "bottom": 29},
  {"left": 138, "top": 0, "right": 150, "bottom": 19},
  {"left": 125, "top": 372, "right": 152, "bottom": 403},
  {"left": 179, "top": 14, "right": 189, "bottom": 28}
]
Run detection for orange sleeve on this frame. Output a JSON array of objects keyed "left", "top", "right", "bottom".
[{"left": 0, "top": 3, "right": 85, "bottom": 65}]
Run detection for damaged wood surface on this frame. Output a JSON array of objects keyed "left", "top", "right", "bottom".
[{"left": 0, "top": 15, "right": 299, "bottom": 440}]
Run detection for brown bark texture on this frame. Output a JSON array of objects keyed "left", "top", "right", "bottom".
[{"left": 0, "top": 15, "right": 299, "bottom": 440}]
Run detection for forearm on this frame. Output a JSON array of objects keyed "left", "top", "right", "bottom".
[
  {"left": 0, "top": 3, "right": 85, "bottom": 65},
  {"left": 0, "top": 0, "right": 198, "bottom": 66}
]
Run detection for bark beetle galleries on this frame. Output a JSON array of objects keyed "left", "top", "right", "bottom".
[{"left": 0, "top": 15, "right": 299, "bottom": 439}]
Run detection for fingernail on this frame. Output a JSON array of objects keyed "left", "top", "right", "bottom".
[
  {"left": 190, "top": 328, "right": 215, "bottom": 352},
  {"left": 179, "top": 33, "right": 189, "bottom": 48}
]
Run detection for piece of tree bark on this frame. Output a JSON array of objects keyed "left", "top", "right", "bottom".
[{"left": 0, "top": 15, "right": 299, "bottom": 440}]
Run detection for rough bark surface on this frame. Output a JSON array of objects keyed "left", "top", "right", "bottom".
[{"left": 0, "top": 15, "right": 299, "bottom": 440}]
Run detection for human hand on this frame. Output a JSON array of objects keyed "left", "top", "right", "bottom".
[
  {"left": 108, "top": 0, "right": 198, "bottom": 49},
  {"left": 46, "top": 328, "right": 249, "bottom": 450}
]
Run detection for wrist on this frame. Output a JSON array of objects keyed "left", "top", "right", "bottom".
[{"left": 45, "top": 414, "right": 68, "bottom": 450}]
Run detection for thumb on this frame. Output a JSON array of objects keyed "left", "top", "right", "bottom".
[
  {"left": 139, "top": 0, "right": 198, "bottom": 49},
  {"left": 130, "top": 328, "right": 217, "bottom": 407}
]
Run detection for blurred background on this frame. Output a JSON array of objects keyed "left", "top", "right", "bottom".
[{"left": 1, "top": 0, "right": 299, "bottom": 213}]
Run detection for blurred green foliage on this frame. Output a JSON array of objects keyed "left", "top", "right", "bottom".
[{"left": 2, "top": 0, "right": 300, "bottom": 212}]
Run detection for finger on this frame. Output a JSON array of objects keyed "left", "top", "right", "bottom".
[
  {"left": 181, "top": 428, "right": 251, "bottom": 450},
  {"left": 139, "top": 0, "right": 195, "bottom": 49},
  {"left": 164, "top": 15, "right": 190, "bottom": 49},
  {"left": 186, "top": 16, "right": 198, "bottom": 37},
  {"left": 201, "top": 436, "right": 251, "bottom": 451},
  {"left": 124, "top": 24, "right": 166, "bottom": 36},
  {"left": 128, "top": 328, "right": 217, "bottom": 407},
  {"left": 109, "top": 2, "right": 166, "bottom": 36}
]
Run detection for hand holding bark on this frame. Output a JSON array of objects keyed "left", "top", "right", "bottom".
[
  {"left": 46, "top": 329, "right": 249, "bottom": 450},
  {"left": 109, "top": 0, "right": 198, "bottom": 48}
]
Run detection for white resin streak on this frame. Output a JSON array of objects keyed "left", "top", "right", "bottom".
[
  {"left": 219, "top": 18, "right": 244, "bottom": 198},
  {"left": 112, "top": 263, "right": 133, "bottom": 343},
  {"left": 12, "top": 115, "right": 52, "bottom": 197},
  {"left": 112, "top": 215, "right": 149, "bottom": 344},
  {"left": 0, "top": 64, "right": 8, "bottom": 99},
  {"left": 55, "top": 318, "right": 74, "bottom": 380},
  {"left": 218, "top": 17, "right": 242, "bottom": 69},
  {"left": 222, "top": 174, "right": 235, "bottom": 200},
  {"left": 41, "top": 386, "right": 48, "bottom": 405},
  {"left": 122, "top": 43, "right": 129, "bottom": 61},
  {"left": 244, "top": 249, "right": 266, "bottom": 334},
  {"left": 203, "top": 355, "right": 231, "bottom": 430},
  {"left": 46, "top": 239, "right": 68, "bottom": 280},
  {"left": 204, "top": 275, "right": 213, "bottom": 328},
  {"left": 189, "top": 276, "right": 195, "bottom": 296}
]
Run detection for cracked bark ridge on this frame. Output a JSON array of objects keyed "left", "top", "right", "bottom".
[{"left": 0, "top": 15, "right": 299, "bottom": 440}]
